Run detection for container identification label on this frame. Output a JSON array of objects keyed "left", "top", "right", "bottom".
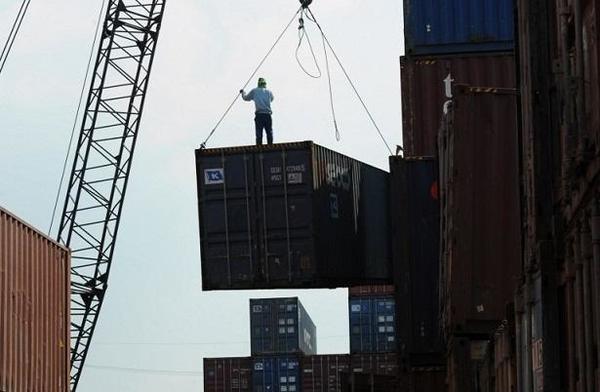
[{"left": 204, "top": 168, "right": 224, "bottom": 185}]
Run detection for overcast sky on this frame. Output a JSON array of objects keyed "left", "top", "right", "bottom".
[{"left": 0, "top": 1, "right": 404, "bottom": 391}]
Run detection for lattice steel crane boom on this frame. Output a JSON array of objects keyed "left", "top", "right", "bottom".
[{"left": 56, "top": 1, "right": 166, "bottom": 390}]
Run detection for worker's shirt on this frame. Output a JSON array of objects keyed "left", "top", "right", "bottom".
[{"left": 242, "top": 87, "right": 274, "bottom": 115}]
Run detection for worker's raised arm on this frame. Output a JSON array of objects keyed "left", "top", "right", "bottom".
[{"left": 240, "top": 89, "right": 254, "bottom": 101}]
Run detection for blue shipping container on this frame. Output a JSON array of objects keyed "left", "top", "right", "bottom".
[
  {"left": 349, "top": 297, "right": 397, "bottom": 353},
  {"left": 404, "top": 0, "right": 514, "bottom": 55},
  {"left": 251, "top": 298, "right": 317, "bottom": 356},
  {"left": 253, "top": 356, "right": 301, "bottom": 392}
]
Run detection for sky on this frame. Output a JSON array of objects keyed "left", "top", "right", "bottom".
[{"left": 0, "top": 1, "right": 404, "bottom": 391}]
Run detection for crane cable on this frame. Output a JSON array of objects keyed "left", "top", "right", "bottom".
[
  {"left": 48, "top": 0, "right": 107, "bottom": 236},
  {"left": 295, "top": 8, "right": 321, "bottom": 79},
  {"left": 296, "top": 7, "right": 339, "bottom": 141},
  {"left": 201, "top": 6, "right": 303, "bottom": 149},
  {"left": 0, "top": 0, "right": 32, "bottom": 77},
  {"left": 305, "top": 7, "right": 393, "bottom": 155}
]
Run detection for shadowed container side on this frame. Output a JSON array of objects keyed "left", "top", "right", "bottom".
[
  {"left": 400, "top": 53, "right": 516, "bottom": 157},
  {"left": 195, "top": 141, "right": 390, "bottom": 290},
  {"left": 389, "top": 157, "right": 443, "bottom": 363},
  {"left": 203, "top": 357, "right": 252, "bottom": 392},
  {"left": 403, "top": 0, "right": 515, "bottom": 55},
  {"left": 438, "top": 85, "right": 521, "bottom": 338},
  {"left": 0, "top": 207, "right": 70, "bottom": 392},
  {"left": 250, "top": 297, "right": 317, "bottom": 356}
]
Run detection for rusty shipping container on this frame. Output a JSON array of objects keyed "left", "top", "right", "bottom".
[
  {"left": 438, "top": 86, "right": 521, "bottom": 336},
  {"left": 204, "top": 357, "right": 252, "bottom": 392},
  {"left": 349, "top": 353, "right": 398, "bottom": 377},
  {"left": 0, "top": 207, "right": 70, "bottom": 392},
  {"left": 446, "top": 337, "right": 491, "bottom": 392},
  {"left": 400, "top": 53, "right": 516, "bottom": 157},
  {"left": 302, "top": 355, "right": 350, "bottom": 392},
  {"left": 389, "top": 156, "right": 443, "bottom": 360},
  {"left": 195, "top": 141, "right": 390, "bottom": 290}
]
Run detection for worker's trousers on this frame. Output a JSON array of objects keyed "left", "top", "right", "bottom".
[{"left": 254, "top": 113, "right": 273, "bottom": 145}]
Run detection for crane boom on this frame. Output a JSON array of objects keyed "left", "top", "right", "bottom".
[{"left": 56, "top": 1, "right": 166, "bottom": 389}]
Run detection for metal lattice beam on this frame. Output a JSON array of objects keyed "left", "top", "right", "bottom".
[{"left": 57, "top": 1, "right": 166, "bottom": 390}]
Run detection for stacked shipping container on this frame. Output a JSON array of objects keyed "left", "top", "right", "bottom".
[
  {"left": 348, "top": 286, "right": 397, "bottom": 354},
  {"left": 515, "top": 0, "right": 600, "bottom": 390},
  {"left": 401, "top": 0, "right": 520, "bottom": 390},
  {"left": 0, "top": 207, "right": 70, "bottom": 392},
  {"left": 250, "top": 298, "right": 317, "bottom": 356}
]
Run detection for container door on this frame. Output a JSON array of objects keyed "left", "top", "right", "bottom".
[
  {"left": 197, "top": 151, "right": 257, "bottom": 289},
  {"left": 254, "top": 148, "right": 315, "bottom": 286}
]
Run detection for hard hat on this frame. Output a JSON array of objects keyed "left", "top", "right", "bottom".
[{"left": 258, "top": 77, "right": 267, "bottom": 87}]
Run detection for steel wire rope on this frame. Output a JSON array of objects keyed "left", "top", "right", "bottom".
[
  {"left": 201, "top": 6, "right": 303, "bottom": 149},
  {"left": 0, "top": 0, "right": 31, "bottom": 77},
  {"left": 48, "top": 0, "right": 107, "bottom": 236},
  {"left": 295, "top": 8, "right": 321, "bottom": 79},
  {"left": 306, "top": 7, "right": 393, "bottom": 155}
]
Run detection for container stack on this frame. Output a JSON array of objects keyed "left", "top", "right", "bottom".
[
  {"left": 204, "top": 296, "right": 400, "bottom": 392},
  {"left": 400, "top": 0, "right": 520, "bottom": 390}
]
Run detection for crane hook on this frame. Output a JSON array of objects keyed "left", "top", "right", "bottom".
[{"left": 299, "top": 0, "right": 313, "bottom": 8}]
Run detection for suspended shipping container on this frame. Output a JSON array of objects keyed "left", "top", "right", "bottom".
[
  {"left": 196, "top": 141, "right": 390, "bottom": 291},
  {"left": 400, "top": 53, "right": 516, "bottom": 157},
  {"left": 389, "top": 156, "right": 443, "bottom": 360},
  {"left": 403, "top": 0, "right": 515, "bottom": 55},
  {"left": 438, "top": 86, "right": 521, "bottom": 336},
  {"left": 250, "top": 297, "right": 317, "bottom": 356},
  {"left": 301, "top": 355, "right": 350, "bottom": 392},
  {"left": 204, "top": 357, "right": 252, "bottom": 392},
  {"left": 0, "top": 207, "right": 70, "bottom": 392},
  {"left": 253, "top": 356, "right": 301, "bottom": 392},
  {"left": 349, "top": 295, "right": 397, "bottom": 354}
]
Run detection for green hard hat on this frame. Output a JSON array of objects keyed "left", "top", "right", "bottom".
[{"left": 258, "top": 77, "right": 267, "bottom": 87}]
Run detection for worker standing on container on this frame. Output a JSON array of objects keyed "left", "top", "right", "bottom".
[{"left": 240, "top": 77, "right": 274, "bottom": 145}]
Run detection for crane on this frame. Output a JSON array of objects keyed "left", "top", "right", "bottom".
[{"left": 56, "top": 0, "right": 166, "bottom": 389}]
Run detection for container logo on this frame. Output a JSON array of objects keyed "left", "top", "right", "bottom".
[
  {"left": 254, "top": 362, "right": 264, "bottom": 371},
  {"left": 204, "top": 168, "right": 224, "bottom": 185},
  {"left": 326, "top": 163, "right": 351, "bottom": 191},
  {"left": 303, "top": 329, "right": 313, "bottom": 351},
  {"left": 329, "top": 194, "right": 339, "bottom": 219}
]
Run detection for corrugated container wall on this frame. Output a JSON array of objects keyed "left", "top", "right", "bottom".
[
  {"left": 389, "top": 156, "right": 443, "bottom": 361},
  {"left": 403, "top": 0, "right": 515, "bottom": 55},
  {"left": 438, "top": 86, "right": 521, "bottom": 336},
  {"left": 196, "top": 141, "right": 390, "bottom": 290},
  {"left": 253, "top": 356, "right": 301, "bottom": 392},
  {"left": 250, "top": 297, "right": 317, "bottom": 356},
  {"left": 349, "top": 296, "right": 397, "bottom": 353},
  {"left": 400, "top": 54, "right": 516, "bottom": 157},
  {"left": 0, "top": 207, "right": 70, "bottom": 392},
  {"left": 301, "top": 355, "right": 350, "bottom": 392},
  {"left": 204, "top": 357, "right": 252, "bottom": 392}
]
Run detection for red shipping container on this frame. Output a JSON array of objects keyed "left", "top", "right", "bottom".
[
  {"left": 0, "top": 207, "right": 70, "bottom": 392},
  {"left": 348, "top": 285, "right": 395, "bottom": 297},
  {"left": 401, "top": 53, "right": 516, "bottom": 157},
  {"left": 203, "top": 357, "right": 252, "bottom": 392},
  {"left": 302, "top": 354, "right": 350, "bottom": 392},
  {"left": 438, "top": 86, "right": 521, "bottom": 336},
  {"left": 350, "top": 353, "right": 398, "bottom": 376}
]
